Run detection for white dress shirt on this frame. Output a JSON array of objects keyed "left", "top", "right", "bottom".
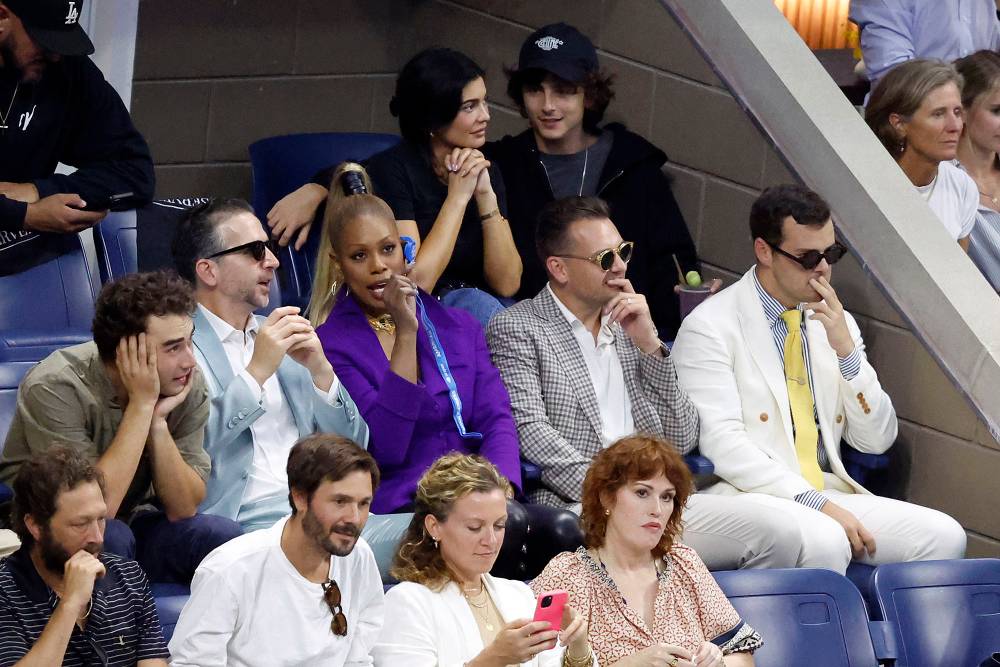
[
  {"left": 548, "top": 285, "right": 633, "bottom": 446},
  {"left": 169, "top": 517, "right": 384, "bottom": 666},
  {"left": 198, "top": 305, "right": 341, "bottom": 515}
]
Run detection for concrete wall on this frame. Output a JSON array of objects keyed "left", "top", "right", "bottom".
[{"left": 131, "top": 0, "right": 1000, "bottom": 556}]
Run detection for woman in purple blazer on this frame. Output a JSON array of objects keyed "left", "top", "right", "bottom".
[{"left": 313, "top": 164, "right": 521, "bottom": 516}]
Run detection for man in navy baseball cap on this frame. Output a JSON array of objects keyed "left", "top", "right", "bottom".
[
  {"left": 513, "top": 22, "right": 599, "bottom": 86},
  {"left": 4, "top": 0, "right": 94, "bottom": 59}
]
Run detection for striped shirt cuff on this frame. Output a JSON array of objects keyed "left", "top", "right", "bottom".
[
  {"left": 794, "top": 489, "right": 828, "bottom": 510},
  {"left": 838, "top": 347, "right": 862, "bottom": 381}
]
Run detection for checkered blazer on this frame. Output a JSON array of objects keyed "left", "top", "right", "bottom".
[{"left": 486, "top": 288, "right": 700, "bottom": 508}]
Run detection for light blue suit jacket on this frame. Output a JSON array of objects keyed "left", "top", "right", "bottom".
[{"left": 193, "top": 307, "right": 369, "bottom": 523}]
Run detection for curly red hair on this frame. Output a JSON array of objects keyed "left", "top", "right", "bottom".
[{"left": 581, "top": 435, "right": 693, "bottom": 559}]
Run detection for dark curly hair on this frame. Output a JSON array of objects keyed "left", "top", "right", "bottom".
[
  {"left": 581, "top": 435, "right": 693, "bottom": 559},
  {"left": 11, "top": 446, "right": 106, "bottom": 548},
  {"left": 92, "top": 271, "right": 197, "bottom": 362},
  {"left": 505, "top": 67, "right": 616, "bottom": 134},
  {"left": 390, "top": 48, "right": 486, "bottom": 149},
  {"left": 749, "top": 184, "right": 831, "bottom": 247}
]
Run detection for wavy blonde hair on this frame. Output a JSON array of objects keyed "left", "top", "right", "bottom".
[
  {"left": 306, "top": 162, "right": 396, "bottom": 326},
  {"left": 390, "top": 453, "right": 513, "bottom": 591}
]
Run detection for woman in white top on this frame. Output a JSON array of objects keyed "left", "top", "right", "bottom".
[
  {"left": 372, "top": 453, "right": 593, "bottom": 667},
  {"left": 956, "top": 50, "right": 1000, "bottom": 290},
  {"left": 865, "top": 59, "right": 978, "bottom": 250}
]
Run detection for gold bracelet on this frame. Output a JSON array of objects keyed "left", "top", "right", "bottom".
[
  {"left": 479, "top": 208, "right": 500, "bottom": 222},
  {"left": 562, "top": 645, "right": 592, "bottom": 667}
]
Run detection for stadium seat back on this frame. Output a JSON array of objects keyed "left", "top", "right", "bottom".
[
  {"left": 95, "top": 210, "right": 138, "bottom": 282},
  {"left": 714, "top": 568, "right": 881, "bottom": 667},
  {"left": 248, "top": 132, "right": 401, "bottom": 308},
  {"left": 0, "top": 233, "right": 100, "bottom": 332},
  {"left": 873, "top": 559, "right": 1000, "bottom": 667},
  {"left": 0, "top": 361, "right": 32, "bottom": 448}
]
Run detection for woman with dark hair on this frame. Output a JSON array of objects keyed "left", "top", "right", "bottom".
[
  {"left": 865, "top": 59, "right": 978, "bottom": 250},
  {"left": 955, "top": 50, "right": 1000, "bottom": 290},
  {"left": 373, "top": 453, "right": 593, "bottom": 666},
  {"left": 531, "top": 436, "right": 761, "bottom": 667},
  {"left": 270, "top": 48, "right": 521, "bottom": 325}
]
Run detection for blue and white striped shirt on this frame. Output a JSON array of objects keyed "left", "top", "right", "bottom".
[
  {"left": 752, "top": 270, "right": 863, "bottom": 510},
  {"left": 0, "top": 548, "right": 168, "bottom": 666}
]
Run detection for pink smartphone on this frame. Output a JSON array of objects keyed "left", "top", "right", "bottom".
[{"left": 532, "top": 589, "right": 568, "bottom": 631}]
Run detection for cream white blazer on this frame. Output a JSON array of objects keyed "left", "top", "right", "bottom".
[{"left": 672, "top": 268, "right": 897, "bottom": 499}]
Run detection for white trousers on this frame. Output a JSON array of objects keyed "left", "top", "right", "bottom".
[{"left": 719, "top": 489, "right": 967, "bottom": 574}]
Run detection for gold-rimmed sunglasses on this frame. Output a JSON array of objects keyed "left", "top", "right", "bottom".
[
  {"left": 322, "top": 578, "right": 348, "bottom": 636},
  {"left": 557, "top": 241, "right": 634, "bottom": 271}
]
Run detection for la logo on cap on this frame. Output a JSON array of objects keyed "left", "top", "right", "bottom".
[
  {"left": 65, "top": 1, "right": 80, "bottom": 25},
  {"left": 535, "top": 36, "right": 563, "bottom": 51}
]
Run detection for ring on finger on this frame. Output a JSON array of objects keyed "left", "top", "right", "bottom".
[{"left": 669, "top": 658, "right": 679, "bottom": 667}]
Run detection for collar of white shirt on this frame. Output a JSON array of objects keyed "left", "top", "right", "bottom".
[
  {"left": 199, "top": 303, "right": 259, "bottom": 344},
  {"left": 547, "top": 283, "right": 615, "bottom": 347}
]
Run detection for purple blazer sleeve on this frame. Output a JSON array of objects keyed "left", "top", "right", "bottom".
[
  {"left": 318, "top": 311, "right": 433, "bottom": 468},
  {"left": 464, "top": 313, "right": 523, "bottom": 490}
]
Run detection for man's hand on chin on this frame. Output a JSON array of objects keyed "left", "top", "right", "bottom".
[{"left": 605, "top": 278, "right": 662, "bottom": 356}]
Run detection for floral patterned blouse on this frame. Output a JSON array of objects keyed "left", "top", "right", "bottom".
[{"left": 531, "top": 546, "right": 762, "bottom": 666}]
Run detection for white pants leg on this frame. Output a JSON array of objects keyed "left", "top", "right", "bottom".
[
  {"left": 681, "top": 494, "right": 803, "bottom": 570},
  {"left": 719, "top": 491, "right": 967, "bottom": 573},
  {"left": 823, "top": 490, "right": 967, "bottom": 565}
]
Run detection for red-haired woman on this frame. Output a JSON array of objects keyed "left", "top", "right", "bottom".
[{"left": 531, "top": 436, "right": 761, "bottom": 667}]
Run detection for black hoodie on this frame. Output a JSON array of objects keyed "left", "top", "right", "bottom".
[
  {"left": 0, "top": 56, "right": 154, "bottom": 271},
  {"left": 485, "top": 123, "right": 699, "bottom": 339}
]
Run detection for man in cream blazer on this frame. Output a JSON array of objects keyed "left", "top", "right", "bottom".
[
  {"left": 672, "top": 184, "right": 965, "bottom": 573},
  {"left": 172, "top": 198, "right": 368, "bottom": 532}
]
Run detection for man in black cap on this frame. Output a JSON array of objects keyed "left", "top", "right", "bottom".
[
  {"left": 0, "top": 0, "right": 154, "bottom": 272},
  {"left": 486, "top": 23, "right": 701, "bottom": 339}
]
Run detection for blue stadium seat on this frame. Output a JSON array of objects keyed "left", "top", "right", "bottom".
[
  {"left": 0, "top": 361, "right": 35, "bottom": 504},
  {"left": 873, "top": 558, "right": 1000, "bottom": 667},
  {"left": 248, "top": 132, "right": 401, "bottom": 309},
  {"left": 94, "top": 210, "right": 138, "bottom": 282},
  {"left": 151, "top": 583, "right": 190, "bottom": 644},
  {"left": 713, "top": 567, "right": 894, "bottom": 667},
  {"left": 0, "top": 233, "right": 100, "bottom": 333}
]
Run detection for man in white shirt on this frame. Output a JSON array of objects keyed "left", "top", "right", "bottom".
[
  {"left": 487, "top": 196, "right": 802, "bottom": 570},
  {"left": 171, "top": 198, "right": 369, "bottom": 533},
  {"left": 169, "top": 433, "right": 384, "bottom": 666}
]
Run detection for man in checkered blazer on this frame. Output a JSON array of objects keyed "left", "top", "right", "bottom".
[{"left": 487, "top": 196, "right": 802, "bottom": 570}]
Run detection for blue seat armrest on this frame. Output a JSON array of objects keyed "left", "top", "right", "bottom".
[
  {"left": 0, "top": 484, "right": 11, "bottom": 505},
  {"left": 684, "top": 454, "right": 714, "bottom": 475},
  {"left": 842, "top": 445, "right": 890, "bottom": 471},
  {"left": 521, "top": 461, "right": 542, "bottom": 484},
  {"left": 867, "top": 620, "right": 899, "bottom": 662}
]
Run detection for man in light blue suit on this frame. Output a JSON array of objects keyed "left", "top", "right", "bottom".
[{"left": 171, "top": 198, "right": 369, "bottom": 534}]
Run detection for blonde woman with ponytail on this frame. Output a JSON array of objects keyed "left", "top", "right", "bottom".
[{"left": 314, "top": 165, "right": 525, "bottom": 557}]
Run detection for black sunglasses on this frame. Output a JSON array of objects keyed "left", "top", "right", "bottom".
[
  {"left": 207, "top": 239, "right": 279, "bottom": 262},
  {"left": 558, "top": 241, "right": 635, "bottom": 271},
  {"left": 322, "top": 578, "right": 348, "bottom": 636},
  {"left": 767, "top": 241, "right": 847, "bottom": 270}
]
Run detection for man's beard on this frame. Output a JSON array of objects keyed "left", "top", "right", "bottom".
[
  {"left": 302, "top": 508, "right": 360, "bottom": 558},
  {"left": 37, "top": 525, "right": 101, "bottom": 573}
]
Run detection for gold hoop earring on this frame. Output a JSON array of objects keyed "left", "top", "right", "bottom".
[{"left": 604, "top": 508, "right": 610, "bottom": 516}]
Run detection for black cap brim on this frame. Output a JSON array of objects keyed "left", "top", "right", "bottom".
[
  {"left": 517, "top": 59, "right": 589, "bottom": 85},
  {"left": 24, "top": 23, "right": 94, "bottom": 57}
]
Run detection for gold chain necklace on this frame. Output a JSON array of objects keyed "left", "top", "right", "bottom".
[
  {"left": 367, "top": 313, "right": 396, "bottom": 335},
  {"left": 461, "top": 582, "right": 497, "bottom": 633},
  {"left": 979, "top": 188, "right": 1000, "bottom": 208}
]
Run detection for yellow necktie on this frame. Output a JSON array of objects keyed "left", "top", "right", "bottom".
[{"left": 780, "top": 309, "right": 824, "bottom": 490}]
